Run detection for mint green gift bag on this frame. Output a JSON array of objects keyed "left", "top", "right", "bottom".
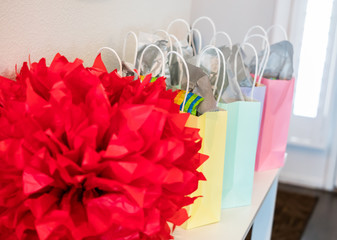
[
  {"left": 219, "top": 101, "right": 260, "bottom": 208},
  {"left": 218, "top": 42, "right": 261, "bottom": 208}
]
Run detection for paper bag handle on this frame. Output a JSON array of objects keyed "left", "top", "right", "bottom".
[
  {"left": 210, "top": 31, "right": 233, "bottom": 51},
  {"left": 192, "top": 16, "right": 217, "bottom": 41},
  {"left": 190, "top": 28, "right": 202, "bottom": 56},
  {"left": 191, "top": 16, "right": 217, "bottom": 55},
  {"left": 154, "top": 29, "right": 173, "bottom": 53},
  {"left": 197, "top": 45, "right": 221, "bottom": 96},
  {"left": 96, "top": 47, "right": 123, "bottom": 76},
  {"left": 244, "top": 34, "right": 270, "bottom": 84},
  {"left": 198, "top": 46, "right": 226, "bottom": 106},
  {"left": 166, "top": 51, "right": 190, "bottom": 111},
  {"left": 167, "top": 18, "right": 198, "bottom": 50},
  {"left": 138, "top": 44, "right": 165, "bottom": 77},
  {"left": 267, "top": 24, "right": 288, "bottom": 41},
  {"left": 234, "top": 43, "right": 258, "bottom": 100},
  {"left": 169, "top": 34, "right": 183, "bottom": 55},
  {"left": 167, "top": 34, "right": 184, "bottom": 66},
  {"left": 243, "top": 25, "right": 268, "bottom": 42},
  {"left": 122, "top": 31, "right": 138, "bottom": 66},
  {"left": 167, "top": 18, "right": 191, "bottom": 41}
]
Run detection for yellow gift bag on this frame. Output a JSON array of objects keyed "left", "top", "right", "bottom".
[
  {"left": 182, "top": 111, "right": 227, "bottom": 229},
  {"left": 165, "top": 49, "right": 228, "bottom": 229}
]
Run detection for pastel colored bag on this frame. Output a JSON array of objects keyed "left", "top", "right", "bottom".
[
  {"left": 218, "top": 42, "right": 261, "bottom": 208},
  {"left": 219, "top": 101, "right": 260, "bottom": 208},
  {"left": 183, "top": 111, "right": 227, "bottom": 229},
  {"left": 246, "top": 26, "right": 295, "bottom": 171},
  {"left": 139, "top": 46, "right": 227, "bottom": 228},
  {"left": 241, "top": 33, "right": 270, "bottom": 124},
  {"left": 181, "top": 46, "right": 228, "bottom": 229},
  {"left": 255, "top": 77, "right": 295, "bottom": 171}
]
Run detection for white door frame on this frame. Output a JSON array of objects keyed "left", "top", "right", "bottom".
[{"left": 273, "top": 0, "right": 337, "bottom": 190}]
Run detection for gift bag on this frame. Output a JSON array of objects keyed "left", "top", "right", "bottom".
[
  {"left": 182, "top": 111, "right": 227, "bottom": 229},
  {"left": 218, "top": 101, "right": 260, "bottom": 208},
  {"left": 138, "top": 45, "right": 207, "bottom": 116},
  {"left": 241, "top": 85, "right": 265, "bottom": 119},
  {"left": 218, "top": 42, "right": 261, "bottom": 208},
  {"left": 249, "top": 26, "right": 295, "bottom": 171},
  {"left": 255, "top": 77, "right": 295, "bottom": 171},
  {"left": 171, "top": 48, "right": 227, "bottom": 229},
  {"left": 240, "top": 33, "right": 271, "bottom": 122}
]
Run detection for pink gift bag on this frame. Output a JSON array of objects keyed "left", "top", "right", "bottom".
[{"left": 255, "top": 77, "right": 295, "bottom": 171}]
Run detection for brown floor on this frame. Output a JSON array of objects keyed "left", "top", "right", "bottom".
[
  {"left": 277, "top": 183, "right": 337, "bottom": 240},
  {"left": 271, "top": 185, "right": 318, "bottom": 240}
]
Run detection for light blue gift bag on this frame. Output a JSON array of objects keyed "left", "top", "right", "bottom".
[
  {"left": 240, "top": 33, "right": 270, "bottom": 127},
  {"left": 219, "top": 101, "right": 260, "bottom": 208},
  {"left": 218, "top": 42, "right": 262, "bottom": 208}
]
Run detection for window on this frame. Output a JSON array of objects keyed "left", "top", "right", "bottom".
[
  {"left": 285, "top": 0, "right": 337, "bottom": 149},
  {"left": 293, "top": 0, "right": 334, "bottom": 118}
]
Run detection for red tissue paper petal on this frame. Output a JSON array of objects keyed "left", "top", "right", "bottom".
[{"left": 0, "top": 53, "right": 208, "bottom": 240}]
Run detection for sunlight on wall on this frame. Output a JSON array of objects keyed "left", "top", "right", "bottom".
[{"left": 293, "top": 0, "right": 333, "bottom": 118}]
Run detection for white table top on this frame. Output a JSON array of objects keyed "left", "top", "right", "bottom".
[{"left": 173, "top": 168, "right": 281, "bottom": 240}]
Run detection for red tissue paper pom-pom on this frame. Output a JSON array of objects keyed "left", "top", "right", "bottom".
[{"left": 0, "top": 53, "right": 208, "bottom": 240}]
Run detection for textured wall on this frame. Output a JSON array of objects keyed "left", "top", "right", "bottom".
[{"left": 0, "top": 0, "right": 192, "bottom": 76}]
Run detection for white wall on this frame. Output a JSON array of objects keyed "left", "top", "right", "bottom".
[
  {"left": 0, "top": 0, "right": 192, "bottom": 76},
  {"left": 190, "top": 0, "right": 277, "bottom": 44},
  {"left": 280, "top": 146, "right": 328, "bottom": 189}
]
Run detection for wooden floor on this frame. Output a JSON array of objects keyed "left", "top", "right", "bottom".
[{"left": 278, "top": 184, "right": 337, "bottom": 240}]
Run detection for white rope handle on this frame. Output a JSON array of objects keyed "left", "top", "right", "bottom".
[
  {"left": 243, "top": 25, "right": 268, "bottom": 42},
  {"left": 154, "top": 29, "right": 173, "bottom": 53},
  {"left": 167, "top": 18, "right": 191, "bottom": 40},
  {"left": 244, "top": 34, "right": 270, "bottom": 83},
  {"left": 198, "top": 46, "right": 226, "bottom": 106},
  {"left": 190, "top": 28, "right": 202, "bottom": 55},
  {"left": 216, "top": 49, "right": 226, "bottom": 105},
  {"left": 197, "top": 45, "right": 221, "bottom": 96},
  {"left": 210, "top": 31, "right": 233, "bottom": 51},
  {"left": 267, "top": 24, "right": 288, "bottom": 41},
  {"left": 138, "top": 44, "right": 165, "bottom": 77},
  {"left": 169, "top": 34, "right": 183, "bottom": 55},
  {"left": 192, "top": 16, "right": 217, "bottom": 41},
  {"left": 234, "top": 43, "right": 259, "bottom": 100},
  {"left": 168, "top": 34, "right": 183, "bottom": 65},
  {"left": 122, "top": 31, "right": 138, "bottom": 66},
  {"left": 167, "top": 19, "right": 196, "bottom": 55},
  {"left": 96, "top": 47, "right": 123, "bottom": 75},
  {"left": 166, "top": 51, "right": 190, "bottom": 111}
]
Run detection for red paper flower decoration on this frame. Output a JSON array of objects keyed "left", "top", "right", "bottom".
[{"left": 0, "top": 53, "right": 207, "bottom": 240}]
